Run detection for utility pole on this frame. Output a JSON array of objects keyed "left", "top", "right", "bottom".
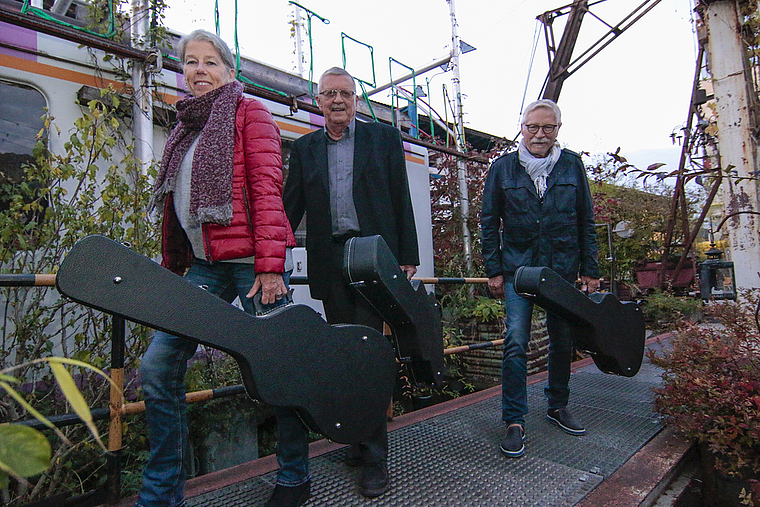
[
  {"left": 699, "top": 0, "right": 760, "bottom": 289},
  {"left": 130, "top": 0, "right": 154, "bottom": 175},
  {"left": 447, "top": 0, "right": 472, "bottom": 271},
  {"left": 293, "top": 6, "right": 304, "bottom": 77}
]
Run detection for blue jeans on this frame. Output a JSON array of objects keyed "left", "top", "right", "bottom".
[
  {"left": 502, "top": 282, "right": 573, "bottom": 426},
  {"left": 136, "top": 260, "right": 292, "bottom": 507}
]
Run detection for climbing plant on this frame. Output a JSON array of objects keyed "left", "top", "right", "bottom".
[{"left": 0, "top": 89, "right": 158, "bottom": 507}]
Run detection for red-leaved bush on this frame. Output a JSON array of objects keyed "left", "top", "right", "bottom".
[{"left": 648, "top": 292, "right": 760, "bottom": 479}]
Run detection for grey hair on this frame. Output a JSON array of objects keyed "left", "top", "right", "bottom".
[
  {"left": 522, "top": 99, "right": 562, "bottom": 125},
  {"left": 318, "top": 67, "right": 356, "bottom": 92},
  {"left": 177, "top": 29, "right": 236, "bottom": 72}
]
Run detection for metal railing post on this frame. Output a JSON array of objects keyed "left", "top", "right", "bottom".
[{"left": 106, "top": 314, "right": 125, "bottom": 504}]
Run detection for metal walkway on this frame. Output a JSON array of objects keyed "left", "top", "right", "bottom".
[{"left": 175, "top": 349, "right": 666, "bottom": 507}]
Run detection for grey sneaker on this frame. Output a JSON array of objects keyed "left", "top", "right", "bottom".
[
  {"left": 499, "top": 424, "right": 525, "bottom": 457},
  {"left": 546, "top": 407, "right": 586, "bottom": 435}
]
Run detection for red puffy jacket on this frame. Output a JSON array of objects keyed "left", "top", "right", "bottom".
[{"left": 161, "top": 97, "right": 296, "bottom": 275}]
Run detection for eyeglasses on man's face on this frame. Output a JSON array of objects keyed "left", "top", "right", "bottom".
[
  {"left": 318, "top": 89, "right": 356, "bottom": 99},
  {"left": 523, "top": 124, "right": 558, "bottom": 135}
]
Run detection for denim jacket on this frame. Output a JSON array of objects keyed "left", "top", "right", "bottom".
[{"left": 481, "top": 149, "right": 600, "bottom": 284}]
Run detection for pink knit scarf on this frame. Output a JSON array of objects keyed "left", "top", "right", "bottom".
[{"left": 152, "top": 80, "right": 243, "bottom": 225}]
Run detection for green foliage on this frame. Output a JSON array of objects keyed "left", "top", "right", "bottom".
[
  {"left": 648, "top": 292, "right": 760, "bottom": 482},
  {"left": 0, "top": 425, "right": 50, "bottom": 489},
  {"left": 0, "top": 88, "right": 159, "bottom": 505},
  {"left": 0, "top": 358, "right": 116, "bottom": 490},
  {"left": 458, "top": 296, "right": 504, "bottom": 324},
  {"left": 641, "top": 290, "right": 702, "bottom": 330},
  {"left": 586, "top": 153, "right": 703, "bottom": 286},
  {"left": 185, "top": 349, "right": 242, "bottom": 394},
  {"left": 429, "top": 142, "right": 508, "bottom": 282}
]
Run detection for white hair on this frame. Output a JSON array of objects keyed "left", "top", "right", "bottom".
[{"left": 522, "top": 99, "right": 562, "bottom": 125}]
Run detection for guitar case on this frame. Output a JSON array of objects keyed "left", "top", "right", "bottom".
[
  {"left": 56, "top": 235, "right": 396, "bottom": 444},
  {"left": 514, "top": 266, "right": 645, "bottom": 377},
  {"left": 343, "top": 235, "right": 445, "bottom": 387}
]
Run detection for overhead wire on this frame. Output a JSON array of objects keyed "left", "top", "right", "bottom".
[
  {"left": 508, "top": 18, "right": 544, "bottom": 146},
  {"left": 519, "top": 19, "right": 542, "bottom": 123}
]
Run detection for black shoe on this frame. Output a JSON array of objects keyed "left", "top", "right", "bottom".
[
  {"left": 265, "top": 480, "right": 311, "bottom": 507},
  {"left": 500, "top": 423, "right": 525, "bottom": 457},
  {"left": 547, "top": 407, "right": 586, "bottom": 435},
  {"left": 360, "top": 461, "right": 390, "bottom": 498}
]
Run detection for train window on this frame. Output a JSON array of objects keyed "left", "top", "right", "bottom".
[{"left": 0, "top": 80, "right": 47, "bottom": 214}]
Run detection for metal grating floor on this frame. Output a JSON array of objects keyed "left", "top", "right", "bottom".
[{"left": 187, "top": 358, "right": 664, "bottom": 507}]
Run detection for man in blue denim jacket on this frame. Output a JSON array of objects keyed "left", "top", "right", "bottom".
[{"left": 480, "top": 99, "right": 600, "bottom": 458}]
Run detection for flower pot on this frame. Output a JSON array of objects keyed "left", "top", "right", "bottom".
[{"left": 411, "top": 393, "right": 434, "bottom": 410}]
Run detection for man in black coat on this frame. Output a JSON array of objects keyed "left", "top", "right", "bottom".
[{"left": 265, "top": 67, "right": 419, "bottom": 507}]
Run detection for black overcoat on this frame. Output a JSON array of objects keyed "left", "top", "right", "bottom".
[{"left": 283, "top": 120, "right": 419, "bottom": 300}]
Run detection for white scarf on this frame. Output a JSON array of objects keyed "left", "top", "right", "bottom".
[{"left": 518, "top": 140, "right": 562, "bottom": 199}]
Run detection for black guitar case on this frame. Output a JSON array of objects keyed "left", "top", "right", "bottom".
[
  {"left": 514, "top": 266, "right": 645, "bottom": 377},
  {"left": 56, "top": 235, "right": 396, "bottom": 444},
  {"left": 343, "top": 235, "right": 445, "bottom": 387}
]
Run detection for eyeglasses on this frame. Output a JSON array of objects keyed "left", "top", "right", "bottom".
[
  {"left": 523, "top": 124, "right": 558, "bottom": 135},
  {"left": 318, "top": 89, "right": 356, "bottom": 99}
]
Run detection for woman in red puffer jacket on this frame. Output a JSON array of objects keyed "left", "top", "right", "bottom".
[{"left": 137, "top": 29, "right": 295, "bottom": 507}]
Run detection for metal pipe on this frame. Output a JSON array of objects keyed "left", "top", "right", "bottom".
[
  {"left": 0, "top": 274, "right": 491, "bottom": 287},
  {"left": 50, "top": 0, "right": 74, "bottom": 15},
  {"left": 106, "top": 316, "right": 125, "bottom": 503},
  {"left": 0, "top": 274, "right": 56, "bottom": 286},
  {"left": 13, "top": 384, "right": 248, "bottom": 431},
  {"left": 366, "top": 55, "right": 452, "bottom": 97},
  {"left": 415, "top": 277, "right": 488, "bottom": 284},
  {"left": 293, "top": 5, "right": 304, "bottom": 77},
  {"left": 444, "top": 338, "right": 503, "bottom": 356},
  {"left": 130, "top": 0, "right": 153, "bottom": 175},
  {"left": 0, "top": 5, "right": 484, "bottom": 164}
]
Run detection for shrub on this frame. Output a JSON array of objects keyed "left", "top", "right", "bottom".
[
  {"left": 648, "top": 292, "right": 760, "bottom": 480},
  {"left": 641, "top": 290, "right": 702, "bottom": 329}
]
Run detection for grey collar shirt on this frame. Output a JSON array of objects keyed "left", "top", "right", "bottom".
[{"left": 325, "top": 118, "right": 361, "bottom": 237}]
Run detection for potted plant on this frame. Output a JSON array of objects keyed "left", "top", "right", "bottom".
[{"left": 647, "top": 292, "right": 760, "bottom": 506}]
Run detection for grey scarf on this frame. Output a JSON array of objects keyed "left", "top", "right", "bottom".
[{"left": 518, "top": 139, "right": 562, "bottom": 199}]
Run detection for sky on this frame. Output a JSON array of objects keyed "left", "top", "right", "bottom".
[{"left": 163, "top": 0, "right": 699, "bottom": 173}]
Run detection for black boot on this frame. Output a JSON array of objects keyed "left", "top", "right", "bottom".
[
  {"left": 360, "top": 461, "right": 390, "bottom": 497},
  {"left": 265, "top": 480, "right": 311, "bottom": 507}
]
